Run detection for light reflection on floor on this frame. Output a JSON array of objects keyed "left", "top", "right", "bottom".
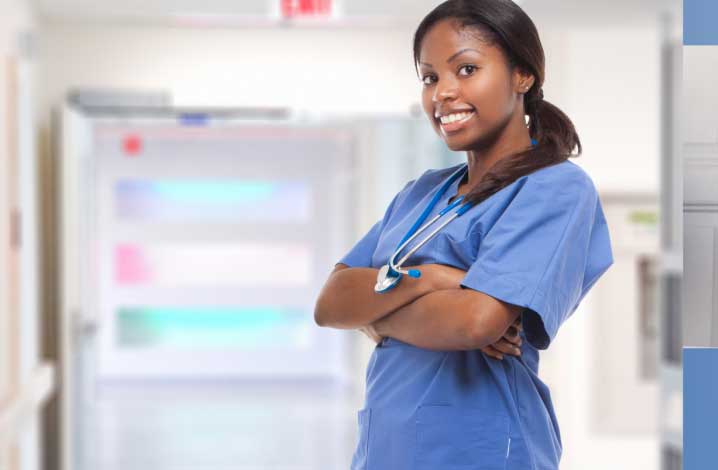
[{"left": 79, "top": 380, "right": 358, "bottom": 470}]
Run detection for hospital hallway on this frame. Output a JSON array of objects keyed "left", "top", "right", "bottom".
[
  {"left": 0, "top": 0, "right": 683, "bottom": 469},
  {"left": 74, "top": 380, "right": 356, "bottom": 470}
]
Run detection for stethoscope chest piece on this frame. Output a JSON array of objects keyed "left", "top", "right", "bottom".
[{"left": 374, "top": 264, "right": 402, "bottom": 293}]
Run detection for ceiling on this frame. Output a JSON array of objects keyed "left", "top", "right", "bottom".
[{"left": 31, "top": 0, "right": 681, "bottom": 28}]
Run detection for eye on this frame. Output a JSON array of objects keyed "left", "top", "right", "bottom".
[
  {"left": 458, "top": 64, "right": 477, "bottom": 76},
  {"left": 421, "top": 74, "right": 437, "bottom": 85}
]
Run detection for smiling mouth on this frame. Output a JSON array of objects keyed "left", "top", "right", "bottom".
[{"left": 438, "top": 110, "right": 476, "bottom": 134}]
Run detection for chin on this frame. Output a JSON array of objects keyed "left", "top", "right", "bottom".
[
  {"left": 444, "top": 141, "right": 467, "bottom": 152},
  {"left": 442, "top": 134, "right": 477, "bottom": 152}
]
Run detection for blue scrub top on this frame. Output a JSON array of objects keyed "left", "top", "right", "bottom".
[{"left": 338, "top": 160, "right": 614, "bottom": 470}]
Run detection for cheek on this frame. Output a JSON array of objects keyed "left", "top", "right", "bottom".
[
  {"left": 421, "top": 92, "right": 438, "bottom": 125},
  {"left": 466, "top": 71, "right": 513, "bottom": 114},
  {"left": 470, "top": 83, "right": 503, "bottom": 111}
]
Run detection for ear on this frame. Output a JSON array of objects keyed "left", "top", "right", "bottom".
[{"left": 513, "top": 68, "right": 536, "bottom": 94}]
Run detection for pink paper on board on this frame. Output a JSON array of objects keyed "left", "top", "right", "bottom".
[{"left": 115, "top": 244, "right": 151, "bottom": 283}]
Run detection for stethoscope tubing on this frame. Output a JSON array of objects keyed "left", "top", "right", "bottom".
[
  {"left": 389, "top": 164, "right": 471, "bottom": 276},
  {"left": 390, "top": 200, "right": 463, "bottom": 272},
  {"left": 376, "top": 141, "right": 538, "bottom": 293},
  {"left": 374, "top": 163, "right": 471, "bottom": 293}
]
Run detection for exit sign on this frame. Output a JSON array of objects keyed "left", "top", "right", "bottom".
[{"left": 280, "top": 0, "right": 332, "bottom": 18}]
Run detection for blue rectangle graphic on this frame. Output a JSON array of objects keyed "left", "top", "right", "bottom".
[
  {"left": 684, "top": 0, "right": 718, "bottom": 45},
  {"left": 684, "top": 347, "right": 718, "bottom": 469}
]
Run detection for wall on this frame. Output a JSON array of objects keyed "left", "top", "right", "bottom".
[
  {"left": 37, "top": 22, "right": 423, "bottom": 119},
  {"left": 1, "top": 2, "right": 41, "bottom": 470},
  {"left": 1, "top": 0, "right": 35, "bottom": 407},
  {"left": 36, "top": 18, "right": 661, "bottom": 197}
]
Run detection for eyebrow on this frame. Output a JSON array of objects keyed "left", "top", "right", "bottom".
[{"left": 419, "top": 48, "right": 482, "bottom": 67}]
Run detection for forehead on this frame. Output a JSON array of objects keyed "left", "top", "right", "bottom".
[{"left": 418, "top": 19, "right": 500, "bottom": 64}]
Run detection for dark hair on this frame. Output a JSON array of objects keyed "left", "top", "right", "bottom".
[{"left": 413, "top": 0, "right": 582, "bottom": 206}]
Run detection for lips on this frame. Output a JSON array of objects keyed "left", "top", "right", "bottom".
[
  {"left": 438, "top": 110, "right": 476, "bottom": 134},
  {"left": 434, "top": 107, "right": 474, "bottom": 118}
]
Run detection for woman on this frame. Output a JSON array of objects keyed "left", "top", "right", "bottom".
[{"left": 314, "top": 0, "right": 613, "bottom": 468}]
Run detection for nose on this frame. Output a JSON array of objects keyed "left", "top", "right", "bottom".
[{"left": 432, "top": 77, "right": 459, "bottom": 103}]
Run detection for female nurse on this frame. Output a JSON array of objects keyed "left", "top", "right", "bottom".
[{"left": 314, "top": 0, "right": 614, "bottom": 469}]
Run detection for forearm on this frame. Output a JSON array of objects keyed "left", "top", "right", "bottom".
[
  {"left": 373, "top": 289, "right": 499, "bottom": 351},
  {"left": 314, "top": 267, "right": 436, "bottom": 329}
]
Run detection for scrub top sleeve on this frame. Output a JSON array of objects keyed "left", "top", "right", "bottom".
[
  {"left": 337, "top": 179, "right": 415, "bottom": 268},
  {"left": 460, "top": 170, "right": 614, "bottom": 350}
]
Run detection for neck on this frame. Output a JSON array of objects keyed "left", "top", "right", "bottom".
[{"left": 463, "top": 111, "right": 532, "bottom": 188}]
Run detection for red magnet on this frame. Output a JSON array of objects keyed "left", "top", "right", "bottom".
[
  {"left": 281, "top": 0, "right": 331, "bottom": 18},
  {"left": 123, "top": 134, "right": 143, "bottom": 156}
]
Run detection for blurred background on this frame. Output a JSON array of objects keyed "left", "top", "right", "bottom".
[{"left": 0, "top": 0, "right": 682, "bottom": 469}]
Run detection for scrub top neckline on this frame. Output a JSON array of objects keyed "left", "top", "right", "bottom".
[{"left": 445, "top": 163, "right": 469, "bottom": 206}]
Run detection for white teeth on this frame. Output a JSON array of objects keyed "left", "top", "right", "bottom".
[{"left": 439, "top": 111, "right": 474, "bottom": 124}]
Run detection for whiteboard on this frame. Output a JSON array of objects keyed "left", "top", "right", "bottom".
[{"left": 64, "top": 110, "right": 356, "bottom": 380}]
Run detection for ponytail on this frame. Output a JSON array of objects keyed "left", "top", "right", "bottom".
[
  {"left": 463, "top": 93, "right": 582, "bottom": 206},
  {"left": 529, "top": 91, "right": 581, "bottom": 158}
]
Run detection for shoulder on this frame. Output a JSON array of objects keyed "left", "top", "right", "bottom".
[
  {"left": 406, "top": 160, "right": 596, "bottom": 202},
  {"left": 498, "top": 160, "right": 599, "bottom": 211},
  {"left": 468, "top": 160, "right": 599, "bottom": 230},
  {"left": 525, "top": 160, "right": 596, "bottom": 194},
  {"left": 419, "top": 160, "right": 593, "bottom": 189}
]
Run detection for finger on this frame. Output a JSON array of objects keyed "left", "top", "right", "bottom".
[
  {"left": 504, "top": 338, "right": 522, "bottom": 355},
  {"left": 509, "top": 323, "right": 523, "bottom": 337},
  {"left": 480, "top": 346, "right": 503, "bottom": 360},
  {"left": 491, "top": 340, "right": 513, "bottom": 355},
  {"left": 502, "top": 326, "right": 518, "bottom": 341},
  {"left": 493, "top": 339, "right": 522, "bottom": 356},
  {"left": 359, "top": 328, "right": 380, "bottom": 344},
  {"left": 487, "top": 345, "right": 506, "bottom": 360},
  {"left": 363, "top": 326, "right": 380, "bottom": 343},
  {"left": 503, "top": 329, "right": 522, "bottom": 346}
]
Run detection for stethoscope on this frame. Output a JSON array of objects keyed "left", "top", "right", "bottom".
[
  {"left": 374, "top": 163, "right": 472, "bottom": 293},
  {"left": 374, "top": 139, "right": 538, "bottom": 294}
]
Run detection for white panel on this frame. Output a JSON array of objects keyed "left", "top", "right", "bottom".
[
  {"left": 683, "top": 216, "right": 718, "bottom": 346},
  {"left": 59, "top": 105, "right": 95, "bottom": 470},
  {"left": 683, "top": 46, "right": 718, "bottom": 144},
  {"left": 557, "top": 27, "right": 660, "bottom": 194},
  {"left": 684, "top": 154, "right": 718, "bottom": 205},
  {"left": 590, "top": 199, "right": 659, "bottom": 433}
]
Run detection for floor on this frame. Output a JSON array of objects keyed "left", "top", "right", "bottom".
[{"left": 77, "top": 380, "right": 359, "bottom": 470}]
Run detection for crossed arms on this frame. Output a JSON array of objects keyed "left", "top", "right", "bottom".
[{"left": 314, "top": 263, "right": 523, "bottom": 358}]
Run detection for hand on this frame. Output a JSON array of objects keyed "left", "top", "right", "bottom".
[
  {"left": 416, "top": 263, "right": 467, "bottom": 291},
  {"left": 481, "top": 317, "right": 523, "bottom": 360},
  {"left": 358, "top": 323, "right": 383, "bottom": 345}
]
